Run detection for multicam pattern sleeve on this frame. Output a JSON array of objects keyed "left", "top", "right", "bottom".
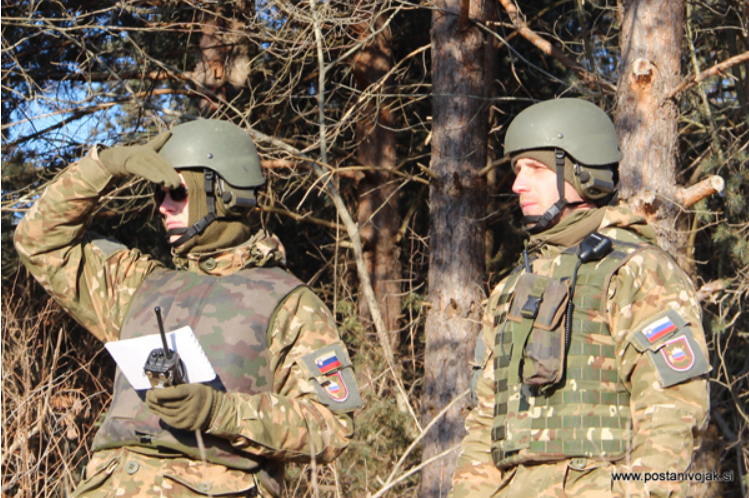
[
  {"left": 608, "top": 248, "right": 710, "bottom": 498},
  {"left": 13, "top": 150, "right": 163, "bottom": 343},
  {"left": 208, "top": 285, "right": 355, "bottom": 463}
]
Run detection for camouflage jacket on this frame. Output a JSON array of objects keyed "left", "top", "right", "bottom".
[
  {"left": 14, "top": 149, "right": 358, "bottom": 495},
  {"left": 448, "top": 206, "right": 710, "bottom": 498}
]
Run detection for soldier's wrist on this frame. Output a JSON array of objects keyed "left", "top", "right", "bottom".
[
  {"left": 202, "top": 388, "right": 225, "bottom": 431},
  {"left": 204, "top": 392, "right": 240, "bottom": 438},
  {"left": 76, "top": 147, "right": 115, "bottom": 192}
]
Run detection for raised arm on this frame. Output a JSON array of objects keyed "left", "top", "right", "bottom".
[{"left": 14, "top": 138, "right": 178, "bottom": 342}]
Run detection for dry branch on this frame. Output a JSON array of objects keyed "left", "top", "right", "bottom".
[
  {"left": 667, "top": 50, "right": 749, "bottom": 100},
  {"left": 259, "top": 204, "right": 342, "bottom": 230},
  {"left": 675, "top": 175, "right": 725, "bottom": 208},
  {"left": 696, "top": 279, "right": 726, "bottom": 303},
  {"left": 496, "top": 0, "right": 616, "bottom": 94}
]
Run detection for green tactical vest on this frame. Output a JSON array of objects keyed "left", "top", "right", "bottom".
[
  {"left": 92, "top": 266, "right": 303, "bottom": 470},
  {"left": 491, "top": 235, "right": 646, "bottom": 469}
]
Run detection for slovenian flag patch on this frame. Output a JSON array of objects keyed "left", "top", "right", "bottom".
[
  {"left": 642, "top": 316, "right": 678, "bottom": 343},
  {"left": 316, "top": 351, "right": 342, "bottom": 374}
]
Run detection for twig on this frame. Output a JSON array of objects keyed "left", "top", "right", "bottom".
[
  {"left": 382, "top": 389, "right": 469, "bottom": 489},
  {"left": 666, "top": 51, "right": 749, "bottom": 100},
  {"left": 370, "top": 445, "right": 461, "bottom": 498},
  {"left": 496, "top": 0, "right": 616, "bottom": 94},
  {"left": 259, "top": 205, "right": 342, "bottom": 230}
]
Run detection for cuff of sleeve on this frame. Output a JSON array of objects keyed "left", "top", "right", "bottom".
[
  {"left": 206, "top": 393, "right": 246, "bottom": 444},
  {"left": 76, "top": 146, "right": 114, "bottom": 192}
]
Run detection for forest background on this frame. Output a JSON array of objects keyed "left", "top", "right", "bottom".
[{"left": 1, "top": 0, "right": 747, "bottom": 497}]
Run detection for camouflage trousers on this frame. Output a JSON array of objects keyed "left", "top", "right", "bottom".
[
  {"left": 72, "top": 448, "right": 271, "bottom": 498},
  {"left": 490, "top": 460, "right": 687, "bottom": 498}
]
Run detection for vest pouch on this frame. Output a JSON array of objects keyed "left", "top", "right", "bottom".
[{"left": 507, "top": 273, "right": 569, "bottom": 389}]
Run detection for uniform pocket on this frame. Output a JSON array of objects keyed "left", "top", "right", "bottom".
[
  {"left": 506, "top": 273, "right": 570, "bottom": 388},
  {"left": 564, "top": 460, "right": 615, "bottom": 498},
  {"left": 639, "top": 405, "right": 693, "bottom": 472},
  {"left": 163, "top": 468, "right": 258, "bottom": 497},
  {"left": 71, "top": 456, "right": 120, "bottom": 498}
]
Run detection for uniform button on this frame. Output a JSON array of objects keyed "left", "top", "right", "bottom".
[
  {"left": 231, "top": 436, "right": 250, "bottom": 448},
  {"left": 197, "top": 483, "right": 212, "bottom": 492},
  {"left": 200, "top": 258, "right": 217, "bottom": 271},
  {"left": 570, "top": 457, "right": 587, "bottom": 470},
  {"left": 125, "top": 460, "right": 140, "bottom": 474}
]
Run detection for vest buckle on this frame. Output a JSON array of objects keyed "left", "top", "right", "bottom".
[{"left": 521, "top": 295, "right": 542, "bottom": 319}]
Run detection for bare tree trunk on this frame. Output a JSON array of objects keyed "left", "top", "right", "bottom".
[
  {"left": 615, "top": 0, "right": 686, "bottom": 260},
  {"left": 352, "top": 14, "right": 402, "bottom": 349},
  {"left": 616, "top": 4, "right": 722, "bottom": 496},
  {"left": 419, "top": 0, "right": 494, "bottom": 496}
]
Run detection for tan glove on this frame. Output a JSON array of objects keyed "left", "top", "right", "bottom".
[
  {"left": 99, "top": 132, "right": 180, "bottom": 188},
  {"left": 145, "top": 383, "right": 224, "bottom": 431}
]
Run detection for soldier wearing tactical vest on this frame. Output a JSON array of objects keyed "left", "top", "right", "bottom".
[
  {"left": 448, "top": 99, "right": 710, "bottom": 498},
  {"left": 14, "top": 120, "right": 362, "bottom": 497}
]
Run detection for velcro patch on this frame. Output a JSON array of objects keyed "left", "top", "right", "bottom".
[
  {"left": 630, "top": 310, "right": 688, "bottom": 352},
  {"left": 299, "top": 343, "right": 362, "bottom": 411},
  {"left": 648, "top": 328, "right": 710, "bottom": 387}
]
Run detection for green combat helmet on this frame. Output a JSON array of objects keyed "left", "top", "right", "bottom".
[
  {"left": 158, "top": 120, "right": 265, "bottom": 247},
  {"left": 504, "top": 98, "right": 622, "bottom": 233}
]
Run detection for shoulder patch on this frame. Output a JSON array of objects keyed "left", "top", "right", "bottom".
[
  {"left": 299, "top": 343, "right": 362, "bottom": 411},
  {"left": 630, "top": 309, "right": 688, "bottom": 352},
  {"left": 648, "top": 328, "right": 711, "bottom": 387}
]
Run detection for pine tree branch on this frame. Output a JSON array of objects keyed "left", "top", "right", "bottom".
[{"left": 667, "top": 51, "right": 749, "bottom": 100}]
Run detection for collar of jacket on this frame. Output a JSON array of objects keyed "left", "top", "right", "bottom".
[
  {"left": 171, "top": 229, "right": 287, "bottom": 276},
  {"left": 527, "top": 208, "right": 606, "bottom": 256},
  {"left": 525, "top": 205, "right": 658, "bottom": 259}
]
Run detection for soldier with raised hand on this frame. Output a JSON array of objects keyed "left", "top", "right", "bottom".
[
  {"left": 448, "top": 99, "right": 710, "bottom": 498},
  {"left": 14, "top": 120, "right": 362, "bottom": 497}
]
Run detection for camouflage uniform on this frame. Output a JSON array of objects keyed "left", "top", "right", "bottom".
[
  {"left": 448, "top": 206, "right": 710, "bottom": 498},
  {"left": 14, "top": 148, "right": 361, "bottom": 497}
]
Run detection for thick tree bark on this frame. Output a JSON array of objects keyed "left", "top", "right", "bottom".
[
  {"left": 419, "top": 1, "right": 494, "bottom": 496},
  {"left": 615, "top": 0, "right": 686, "bottom": 259},
  {"left": 616, "top": 4, "right": 722, "bottom": 496},
  {"left": 351, "top": 15, "right": 402, "bottom": 348}
]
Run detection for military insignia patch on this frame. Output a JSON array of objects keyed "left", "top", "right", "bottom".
[
  {"left": 660, "top": 335, "right": 695, "bottom": 371},
  {"left": 643, "top": 316, "right": 678, "bottom": 343},
  {"left": 321, "top": 372, "right": 349, "bottom": 402},
  {"left": 630, "top": 309, "right": 688, "bottom": 352},
  {"left": 314, "top": 351, "right": 350, "bottom": 402},
  {"left": 316, "top": 351, "right": 342, "bottom": 375},
  {"left": 649, "top": 328, "right": 711, "bottom": 387},
  {"left": 299, "top": 343, "right": 363, "bottom": 411}
]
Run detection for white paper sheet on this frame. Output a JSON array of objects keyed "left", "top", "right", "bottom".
[{"left": 104, "top": 326, "right": 216, "bottom": 390}]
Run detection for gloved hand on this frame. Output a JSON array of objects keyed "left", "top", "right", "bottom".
[
  {"left": 146, "top": 383, "right": 224, "bottom": 431},
  {"left": 99, "top": 131, "right": 180, "bottom": 188}
]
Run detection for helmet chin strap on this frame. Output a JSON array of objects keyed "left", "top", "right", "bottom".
[
  {"left": 167, "top": 169, "right": 218, "bottom": 247},
  {"left": 521, "top": 149, "right": 584, "bottom": 235}
]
